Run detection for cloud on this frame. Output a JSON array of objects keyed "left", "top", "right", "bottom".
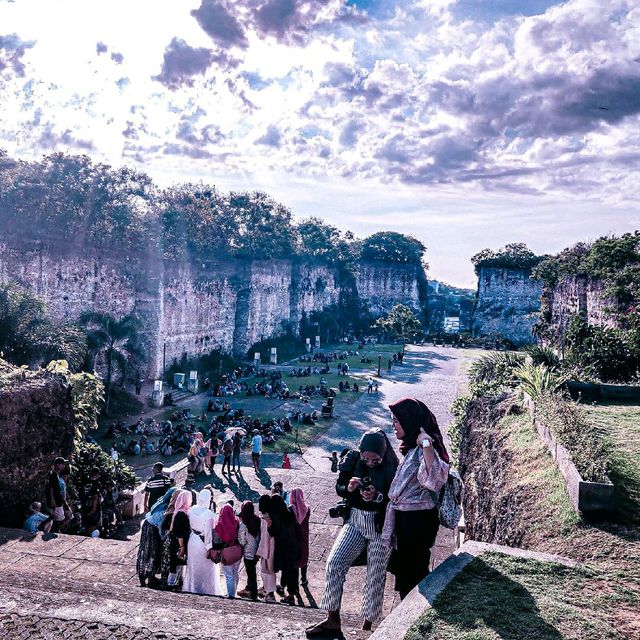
[
  {"left": 153, "top": 38, "right": 216, "bottom": 89},
  {"left": 191, "top": 0, "right": 248, "bottom": 49},
  {"left": 37, "top": 122, "right": 94, "bottom": 151},
  {"left": 96, "top": 41, "right": 108, "bottom": 54},
  {"left": 255, "top": 124, "right": 282, "bottom": 147},
  {"left": 0, "top": 33, "right": 35, "bottom": 79},
  {"left": 110, "top": 51, "right": 124, "bottom": 64}
]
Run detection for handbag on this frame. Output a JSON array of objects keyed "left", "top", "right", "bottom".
[
  {"left": 208, "top": 548, "right": 222, "bottom": 564},
  {"left": 430, "top": 470, "right": 464, "bottom": 530},
  {"left": 221, "top": 543, "right": 243, "bottom": 566}
]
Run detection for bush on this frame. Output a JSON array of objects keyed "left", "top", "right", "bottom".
[
  {"left": 524, "top": 345, "right": 561, "bottom": 369},
  {"left": 70, "top": 442, "right": 137, "bottom": 497},
  {"left": 535, "top": 392, "right": 609, "bottom": 483},
  {"left": 468, "top": 352, "right": 525, "bottom": 397},
  {"left": 515, "top": 363, "right": 567, "bottom": 401}
]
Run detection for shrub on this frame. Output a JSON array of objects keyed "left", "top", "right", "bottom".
[
  {"left": 535, "top": 391, "right": 609, "bottom": 483},
  {"left": 515, "top": 363, "right": 567, "bottom": 401},
  {"left": 524, "top": 345, "right": 561, "bottom": 369},
  {"left": 468, "top": 352, "right": 525, "bottom": 397}
]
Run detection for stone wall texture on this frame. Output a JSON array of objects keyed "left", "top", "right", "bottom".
[
  {"left": 547, "top": 275, "right": 617, "bottom": 336},
  {"left": 472, "top": 267, "right": 543, "bottom": 345},
  {"left": 0, "top": 241, "right": 426, "bottom": 376}
]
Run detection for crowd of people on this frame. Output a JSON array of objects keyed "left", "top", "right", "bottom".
[{"left": 136, "top": 477, "right": 311, "bottom": 605}]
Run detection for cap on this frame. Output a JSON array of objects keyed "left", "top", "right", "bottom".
[{"left": 54, "top": 456, "right": 68, "bottom": 465}]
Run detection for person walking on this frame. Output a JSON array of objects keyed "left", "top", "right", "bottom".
[
  {"left": 266, "top": 494, "right": 300, "bottom": 605},
  {"left": 290, "top": 487, "right": 310, "bottom": 587},
  {"left": 237, "top": 501, "right": 261, "bottom": 600},
  {"left": 137, "top": 487, "right": 176, "bottom": 587},
  {"left": 144, "top": 462, "right": 172, "bottom": 513},
  {"left": 231, "top": 432, "right": 242, "bottom": 472},
  {"left": 183, "top": 489, "right": 221, "bottom": 595},
  {"left": 161, "top": 489, "right": 191, "bottom": 589},
  {"left": 307, "top": 429, "right": 398, "bottom": 636},
  {"left": 384, "top": 398, "right": 450, "bottom": 599},
  {"left": 256, "top": 494, "right": 276, "bottom": 603},
  {"left": 221, "top": 436, "right": 233, "bottom": 474},
  {"left": 213, "top": 504, "right": 241, "bottom": 598},
  {"left": 251, "top": 430, "right": 262, "bottom": 472}
]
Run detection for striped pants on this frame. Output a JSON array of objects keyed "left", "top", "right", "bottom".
[{"left": 321, "top": 508, "right": 391, "bottom": 623}]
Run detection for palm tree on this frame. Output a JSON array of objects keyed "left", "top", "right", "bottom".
[{"left": 80, "top": 312, "right": 143, "bottom": 415}]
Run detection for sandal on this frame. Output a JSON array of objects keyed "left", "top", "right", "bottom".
[{"left": 305, "top": 621, "right": 342, "bottom": 637}]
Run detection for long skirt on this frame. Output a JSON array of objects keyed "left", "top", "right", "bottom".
[
  {"left": 389, "top": 508, "right": 439, "bottom": 599},
  {"left": 136, "top": 520, "right": 162, "bottom": 578},
  {"left": 183, "top": 533, "right": 221, "bottom": 595}
]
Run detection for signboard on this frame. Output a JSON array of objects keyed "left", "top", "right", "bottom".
[
  {"left": 173, "top": 373, "right": 186, "bottom": 388},
  {"left": 270, "top": 347, "right": 277, "bottom": 365},
  {"left": 315, "top": 335, "right": 321, "bottom": 349},
  {"left": 153, "top": 380, "right": 163, "bottom": 392},
  {"left": 189, "top": 370, "right": 198, "bottom": 380},
  {"left": 306, "top": 337, "right": 311, "bottom": 352},
  {"left": 254, "top": 352, "right": 261, "bottom": 366}
]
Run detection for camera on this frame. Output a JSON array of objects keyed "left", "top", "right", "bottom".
[
  {"left": 329, "top": 501, "right": 351, "bottom": 522},
  {"left": 360, "top": 477, "right": 384, "bottom": 503}
]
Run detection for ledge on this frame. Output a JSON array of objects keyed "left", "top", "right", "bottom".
[{"left": 370, "top": 541, "right": 578, "bottom": 640}]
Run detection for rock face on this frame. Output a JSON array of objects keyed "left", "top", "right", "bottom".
[
  {"left": 472, "top": 267, "right": 543, "bottom": 345},
  {"left": 0, "top": 240, "right": 425, "bottom": 376},
  {"left": 546, "top": 275, "right": 617, "bottom": 337},
  {"left": 0, "top": 361, "right": 75, "bottom": 526}
]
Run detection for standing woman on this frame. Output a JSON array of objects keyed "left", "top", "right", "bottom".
[
  {"left": 266, "top": 494, "right": 300, "bottom": 605},
  {"left": 213, "top": 504, "right": 241, "bottom": 598},
  {"left": 384, "top": 397, "right": 450, "bottom": 599},
  {"left": 237, "top": 501, "right": 261, "bottom": 600},
  {"left": 183, "top": 489, "right": 221, "bottom": 595},
  {"left": 161, "top": 489, "right": 191, "bottom": 589},
  {"left": 307, "top": 428, "right": 398, "bottom": 636},
  {"left": 137, "top": 487, "right": 176, "bottom": 587},
  {"left": 289, "top": 487, "right": 310, "bottom": 587},
  {"left": 256, "top": 494, "right": 277, "bottom": 603}
]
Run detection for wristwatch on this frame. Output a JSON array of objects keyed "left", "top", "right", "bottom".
[{"left": 421, "top": 436, "right": 433, "bottom": 448}]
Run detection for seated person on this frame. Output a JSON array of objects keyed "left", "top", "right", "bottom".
[{"left": 23, "top": 502, "right": 53, "bottom": 534}]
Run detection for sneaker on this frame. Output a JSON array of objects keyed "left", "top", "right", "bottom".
[
  {"left": 237, "top": 588, "right": 251, "bottom": 598},
  {"left": 281, "top": 595, "right": 295, "bottom": 605},
  {"left": 264, "top": 593, "right": 276, "bottom": 603},
  {"left": 276, "top": 585, "right": 285, "bottom": 597}
]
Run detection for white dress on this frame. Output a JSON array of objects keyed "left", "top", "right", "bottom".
[{"left": 183, "top": 506, "right": 221, "bottom": 595}]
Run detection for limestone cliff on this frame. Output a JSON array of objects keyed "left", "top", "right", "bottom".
[
  {"left": 0, "top": 240, "right": 425, "bottom": 375},
  {"left": 472, "top": 267, "right": 542, "bottom": 345}
]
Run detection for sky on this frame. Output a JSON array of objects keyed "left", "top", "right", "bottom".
[{"left": 0, "top": 0, "right": 639, "bottom": 287}]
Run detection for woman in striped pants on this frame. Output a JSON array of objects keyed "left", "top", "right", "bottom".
[{"left": 306, "top": 429, "right": 398, "bottom": 636}]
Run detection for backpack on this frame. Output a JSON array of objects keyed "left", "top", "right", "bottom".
[{"left": 431, "top": 470, "right": 464, "bottom": 530}]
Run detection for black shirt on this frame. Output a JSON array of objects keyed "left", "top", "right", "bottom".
[{"left": 145, "top": 472, "right": 171, "bottom": 507}]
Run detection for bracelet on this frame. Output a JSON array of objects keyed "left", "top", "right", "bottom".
[{"left": 421, "top": 437, "right": 433, "bottom": 448}]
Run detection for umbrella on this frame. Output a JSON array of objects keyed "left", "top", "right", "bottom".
[{"left": 225, "top": 426, "right": 247, "bottom": 437}]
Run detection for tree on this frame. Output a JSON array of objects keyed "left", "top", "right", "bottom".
[
  {"left": 297, "top": 217, "right": 355, "bottom": 264},
  {"left": 360, "top": 231, "right": 426, "bottom": 265},
  {"left": 471, "top": 242, "right": 542, "bottom": 274},
  {"left": 0, "top": 282, "right": 86, "bottom": 370},
  {"left": 81, "top": 312, "right": 143, "bottom": 415},
  {"left": 375, "top": 304, "right": 422, "bottom": 342}
]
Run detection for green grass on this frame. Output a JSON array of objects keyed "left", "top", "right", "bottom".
[
  {"left": 405, "top": 553, "right": 624, "bottom": 640},
  {"left": 581, "top": 402, "right": 640, "bottom": 524},
  {"left": 290, "top": 342, "right": 403, "bottom": 375}
]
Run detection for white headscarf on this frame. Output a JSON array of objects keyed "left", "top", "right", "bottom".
[{"left": 197, "top": 489, "right": 212, "bottom": 509}]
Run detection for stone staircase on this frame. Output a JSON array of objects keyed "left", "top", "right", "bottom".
[{"left": 0, "top": 527, "right": 365, "bottom": 640}]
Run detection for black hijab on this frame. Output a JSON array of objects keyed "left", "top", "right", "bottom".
[{"left": 389, "top": 397, "right": 450, "bottom": 462}]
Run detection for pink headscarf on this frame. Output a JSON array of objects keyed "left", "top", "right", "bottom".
[
  {"left": 171, "top": 489, "right": 192, "bottom": 528},
  {"left": 289, "top": 487, "right": 310, "bottom": 525},
  {"left": 214, "top": 503, "right": 239, "bottom": 545}
]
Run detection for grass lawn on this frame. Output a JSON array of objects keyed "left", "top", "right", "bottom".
[
  {"left": 458, "top": 402, "right": 640, "bottom": 639},
  {"left": 406, "top": 552, "right": 623, "bottom": 640},
  {"left": 581, "top": 401, "right": 640, "bottom": 524}
]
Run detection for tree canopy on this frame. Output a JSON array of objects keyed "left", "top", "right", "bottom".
[
  {"left": 471, "top": 243, "right": 543, "bottom": 274},
  {"left": 374, "top": 303, "right": 422, "bottom": 341},
  {"left": 360, "top": 231, "right": 426, "bottom": 265}
]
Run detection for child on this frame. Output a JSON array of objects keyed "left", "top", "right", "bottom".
[
  {"left": 327, "top": 451, "right": 339, "bottom": 473},
  {"left": 282, "top": 452, "right": 292, "bottom": 469}
]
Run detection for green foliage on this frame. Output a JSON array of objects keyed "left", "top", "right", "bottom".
[
  {"left": 374, "top": 304, "right": 422, "bottom": 341},
  {"left": 246, "top": 335, "right": 305, "bottom": 364},
  {"left": 81, "top": 312, "right": 144, "bottom": 414},
  {"left": 472, "top": 242, "right": 543, "bottom": 275},
  {"left": 448, "top": 395, "right": 471, "bottom": 466},
  {"left": 468, "top": 351, "right": 525, "bottom": 397},
  {"left": 563, "top": 315, "right": 639, "bottom": 383},
  {"left": 514, "top": 363, "right": 567, "bottom": 401},
  {"left": 523, "top": 345, "right": 560, "bottom": 369},
  {"left": 360, "top": 231, "right": 426, "bottom": 265},
  {"left": 71, "top": 442, "right": 137, "bottom": 494},
  {"left": 536, "top": 391, "right": 609, "bottom": 482},
  {"left": 0, "top": 282, "right": 87, "bottom": 370},
  {"left": 296, "top": 217, "right": 356, "bottom": 264}
]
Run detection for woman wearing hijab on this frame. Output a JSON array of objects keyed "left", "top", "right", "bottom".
[
  {"left": 256, "top": 494, "right": 277, "bottom": 603},
  {"left": 384, "top": 397, "right": 450, "bottom": 599},
  {"left": 136, "top": 487, "right": 176, "bottom": 587},
  {"left": 213, "top": 503, "right": 241, "bottom": 598},
  {"left": 307, "top": 429, "right": 398, "bottom": 636},
  {"left": 290, "top": 487, "right": 311, "bottom": 587},
  {"left": 266, "top": 494, "right": 300, "bottom": 605},
  {"left": 183, "top": 489, "right": 221, "bottom": 595},
  {"left": 237, "top": 501, "right": 261, "bottom": 600},
  {"left": 161, "top": 489, "right": 191, "bottom": 589}
]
